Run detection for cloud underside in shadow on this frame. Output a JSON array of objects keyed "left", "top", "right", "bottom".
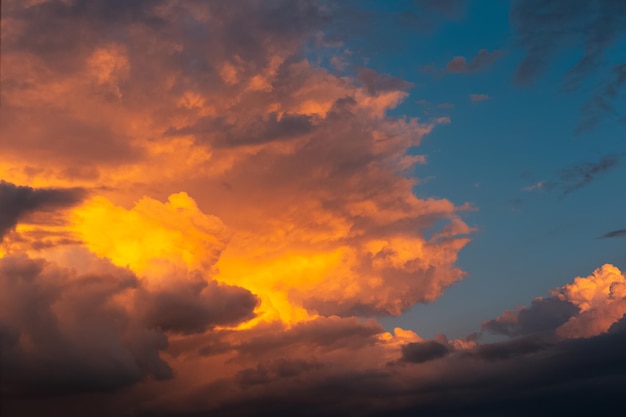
[{"left": 0, "top": 181, "right": 86, "bottom": 240}]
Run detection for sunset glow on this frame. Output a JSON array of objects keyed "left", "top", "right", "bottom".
[{"left": 1, "top": 1, "right": 625, "bottom": 416}]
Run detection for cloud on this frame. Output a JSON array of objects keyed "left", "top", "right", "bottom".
[
  {"left": 7, "top": 2, "right": 623, "bottom": 417},
  {"left": 511, "top": 0, "right": 626, "bottom": 127},
  {"left": 140, "top": 317, "right": 626, "bottom": 417},
  {"left": 522, "top": 180, "right": 545, "bottom": 191},
  {"left": 533, "top": 154, "right": 622, "bottom": 196},
  {"left": 484, "top": 264, "right": 626, "bottom": 340},
  {"left": 512, "top": 0, "right": 626, "bottom": 84},
  {"left": 559, "top": 154, "right": 621, "bottom": 195},
  {"left": 164, "top": 112, "right": 319, "bottom": 149},
  {"left": 356, "top": 68, "right": 414, "bottom": 96},
  {"left": 3, "top": 3, "right": 623, "bottom": 416},
  {"left": 483, "top": 297, "right": 579, "bottom": 337},
  {"left": 0, "top": 252, "right": 172, "bottom": 395},
  {"left": 446, "top": 49, "right": 503, "bottom": 73},
  {"left": 0, "top": 181, "right": 85, "bottom": 241},
  {"left": 138, "top": 277, "right": 258, "bottom": 335},
  {"left": 400, "top": 340, "right": 450, "bottom": 363},
  {"left": 0, "top": 247, "right": 257, "bottom": 396},
  {"left": 3, "top": 245, "right": 626, "bottom": 416},
  {"left": 469, "top": 94, "right": 490, "bottom": 102},
  {"left": 578, "top": 62, "right": 626, "bottom": 131},
  {"left": 235, "top": 358, "right": 324, "bottom": 388},
  {"left": 600, "top": 229, "right": 626, "bottom": 239}
]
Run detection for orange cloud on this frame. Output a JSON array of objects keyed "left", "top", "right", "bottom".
[
  {"left": 71, "top": 193, "right": 228, "bottom": 280},
  {"left": 554, "top": 264, "right": 626, "bottom": 338},
  {"left": 0, "top": 1, "right": 477, "bottom": 414},
  {"left": 484, "top": 264, "right": 626, "bottom": 340}
]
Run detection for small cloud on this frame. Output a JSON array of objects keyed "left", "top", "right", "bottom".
[
  {"left": 522, "top": 180, "right": 545, "bottom": 191},
  {"left": 419, "top": 63, "right": 437, "bottom": 74},
  {"left": 446, "top": 49, "right": 503, "bottom": 73},
  {"left": 437, "top": 102, "right": 454, "bottom": 109},
  {"left": 356, "top": 68, "right": 414, "bottom": 95},
  {"left": 470, "top": 94, "right": 490, "bottom": 103},
  {"left": 560, "top": 155, "right": 620, "bottom": 195},
  {"left": 330, "top": 56, "right": 347, "bottom": 72},
  {"left": 599, "top": 229, "right": 626, "bottom": 239},
  {"left": 523, "top": 155, "right": 622, "bottom": 198}
]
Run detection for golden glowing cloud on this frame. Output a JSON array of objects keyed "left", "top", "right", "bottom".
[
  {"left": 555, "top": 264, "right": 626, "bottom": 339},
  {"left": 71, "top": 193, "right": 228, "bottom": 280}
]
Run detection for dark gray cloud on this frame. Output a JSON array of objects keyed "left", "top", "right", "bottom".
[
  {"left": 600, "top": 229, "right": 626, "bottom": 239},
  {"left": 400, "top": 340, "right": 450, "bottom": 363},
  {"left": 142, "top": 318, "right": 626, "bottom": 417},
  {"left": 0, "top": 252, "right": 258, "bottom": 397},
  {"left": 0, "top": 253, "right": 172, "bottom": 395},
  {"left": 139, "top": 278, "right": 258, "bottom": 334},
  {"left": 4, "top": 289, "right": 626, "bottom": 417},
  {"left": 236, "top": 317, "right": 384, "bottom": 359},
  {"left": 236, "top": 359, "right": 324, "bottom": 388},
  {"left": 0, "top": 181, "right": 86, "bottom": 240},
  {"left": 470, "top": 335, "right": 551, "bottom": 361},
  {"left": 165, "top": 112, "right": 318, "bottom": 148},
  {"left": 483, "top": 297, "right": 579, "bottom": 337}
]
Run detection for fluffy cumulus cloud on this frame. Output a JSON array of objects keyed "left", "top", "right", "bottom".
[
  {"left": 1, "top": 0, "right": 475, "bottom": 325},
  {"left": 1, "top": 1, "right": 625, "bottom": 416},
  {"left": 484, "top": 264, "right": 626, "bottom": 340}
]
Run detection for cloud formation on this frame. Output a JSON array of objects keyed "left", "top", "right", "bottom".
[
  {"left": 600, "top": 229, "right": 626, "bottom": 239},
  {"left": 484, "top": 264, "right": 626, "bottom": 340},
  {"left": 470, "top": 93, "right": 490, "bottom": 103},
  {"left": 446, "top": 49, "right": 503, "bottom": 73},
  {"left": 1, "top": 1, "right": 624, "bottom": 416},
  {"left": 511, "top": 0, "right": 626, "bottom": 128},
  {"left": 0, "top": 181, "right": 85, "bottom": 241},
  {"left": 530, "top": 154, "right": 622, "bottom": 196},
  {"left": 0, "top": 247, "right": 257, "bottom": 395}
]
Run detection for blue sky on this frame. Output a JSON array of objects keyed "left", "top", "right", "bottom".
[{"left": 325, "top": 0, "right": 626, "bottom": 338}]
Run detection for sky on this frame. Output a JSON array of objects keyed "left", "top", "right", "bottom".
[{"left": 0, "top": 1, "right": 625, "bottom": 416}]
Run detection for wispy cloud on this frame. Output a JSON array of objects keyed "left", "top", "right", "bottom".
[
  {"left": 512, "top": 0, "right": 626, "bottom": 129},
  {"left": 446, "top": 49, "right": 503, "bottom": 73},
  {"left": 526, "top": 154, "right": 622, "bottom": 197},
  {"left": 470, "top": 94, "right": 490, "bottom": 103},
  {"left": 421, "top": 49, "right": 503, "bottom": 77},
  {"left": 560, "top": 154, "right": 620, "bottom": 195},
  {"left": 599, "top": 229, "right": 626, "bottom": 239},
  {"left": 522, "top": 180, "right": 545, "bottom": 191}
]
